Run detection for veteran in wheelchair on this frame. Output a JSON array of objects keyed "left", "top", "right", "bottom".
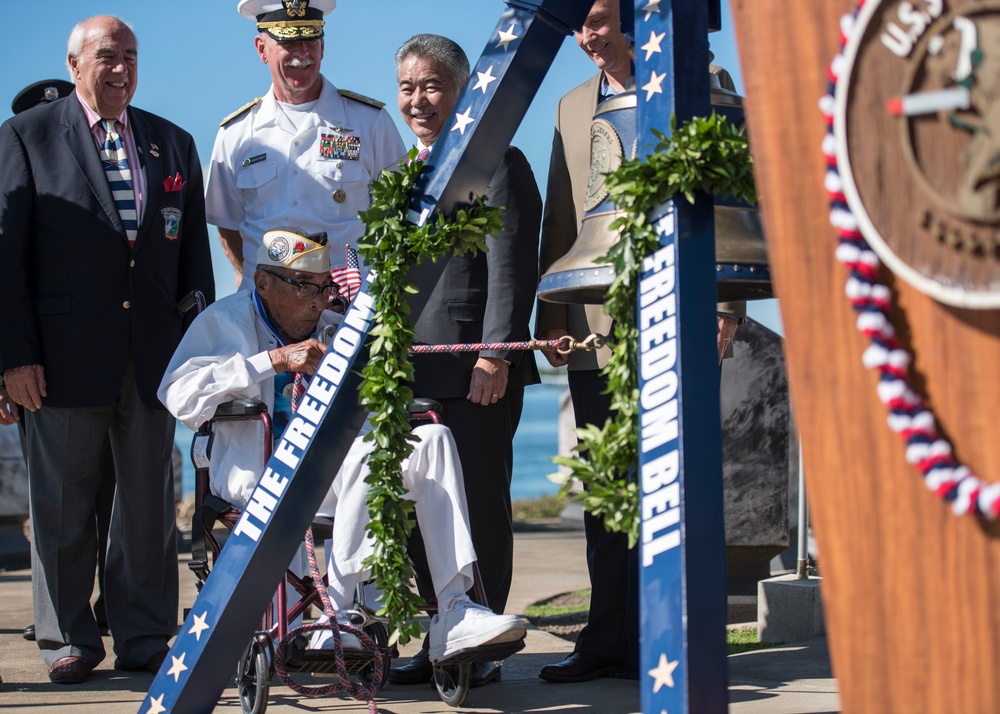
[{"left": 157, "top": 228, "right": 526, "bottom": 674}]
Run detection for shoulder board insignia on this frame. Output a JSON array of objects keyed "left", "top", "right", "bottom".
[
  {"left": 338, "top": 89, "right": 385, "bottom": 110},
  {"left": 220, "top": 97, "right": 262, "bottom": 127}
]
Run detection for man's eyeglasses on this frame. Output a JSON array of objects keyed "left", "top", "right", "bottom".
[{"left": 262, "top": 269, "right": 339, "bottom": 302}]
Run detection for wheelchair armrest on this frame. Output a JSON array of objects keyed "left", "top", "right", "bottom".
[
  {"left": 213, "top": 399, "right": 267, "bottom": 418},
  {"left": 407, "top": 398, "right": 443, "bottom": 415}
]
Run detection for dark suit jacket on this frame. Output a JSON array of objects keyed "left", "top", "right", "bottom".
[
  {"left": 410, "top": 146, "right": 542, "bottom": 397},
  {"left": 0, "top": 95, "right": 215, "bottom": 408}
]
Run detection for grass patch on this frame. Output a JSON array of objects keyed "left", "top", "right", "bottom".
[
  {"left": 728, "top": 627, "right": 781, "bottom": 655},
  {"left": 525, "top": 589, "right": 591, "bottom": 618},
  {"left": 512, "top": 494, "right": 567, "bottom": 522},
  {"left": 527, "top": 589, "right": 783, "bottom": 655}
]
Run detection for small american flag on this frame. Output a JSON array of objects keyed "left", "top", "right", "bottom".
[{"left": 330, "top": 245, "right": 362, "bottom": 302}]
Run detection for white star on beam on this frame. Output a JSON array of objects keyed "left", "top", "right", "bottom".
[
  {"left": 474, "top": 65, "right": 498, "bottom": 93},
  {"left": 451, "top": 107, "right": 475, "bottom": 135},
  {"left": 166, "top": 653, "right": 189, "bottom": 683},
  {"left": 642, "top": 0, "right": 662, "bottom": 21},
  {"left": 648, "top": 653, "right": 679, "bottom": 693},
  {"left": 145, "top": 694, "right": 166, "bottom": 714},
  {"left": 643, "top": 71, "right": 666, "bottom": 101},
  {"left": 641, "top": 31, "right": 665, "bottom": 60},
  {"left": 188, "top": 611, "right": 210, "bottom": 641},
  {"left": 496, "top": 24, "right": 519, "bottom": 51}
]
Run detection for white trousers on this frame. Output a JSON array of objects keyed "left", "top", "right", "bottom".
[{"left": 316, "top": 424, "right": 477, "bottom": 608}]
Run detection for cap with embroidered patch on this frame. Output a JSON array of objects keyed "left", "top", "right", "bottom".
[
  {"left": 11, "top": 79, "right": 74, "bottom": 115},
  {"left": 238, "top": 0, "right": 335, "bottom": 42},
  {"left": 258, "top": 227, "right": 330, "bottom": 274}
]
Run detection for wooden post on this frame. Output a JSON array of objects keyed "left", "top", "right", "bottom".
[{"left": 731, "top": 2, "right": 1000, "bottom": 711}]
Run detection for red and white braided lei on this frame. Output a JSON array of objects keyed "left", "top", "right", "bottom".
[{"left": 820, "top": 0, "right": 1000, "bottom": 519}]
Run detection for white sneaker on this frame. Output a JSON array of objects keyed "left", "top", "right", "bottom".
[
  {"left": 428, "top": 597, "right": 526, "bottom": 663},
  {"left": 307, "top": 611, "right": 363, "bottom": 652}
]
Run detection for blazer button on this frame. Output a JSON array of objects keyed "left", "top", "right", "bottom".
[
  {"left": 129, "top": 260, "right": 135, "bottom": 268},
  {"left": 123, "top": 300, "right": 131, "bottom": 309}
]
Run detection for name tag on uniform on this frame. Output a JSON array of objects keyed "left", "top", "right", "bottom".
[
  {"left": 242, "top": 153, "right": 267, "bottom": 167},
  {"left": 319, "top": 127, "right": 360, "bottom": 161}
]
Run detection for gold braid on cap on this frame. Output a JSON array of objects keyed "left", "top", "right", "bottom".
[{"left": 257, "top": 20, "right": 324, "bottom": 40}]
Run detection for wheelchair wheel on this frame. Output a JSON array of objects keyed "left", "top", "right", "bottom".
[
  {"left": 432, "top": 662, "right": 471, "bottom": 708},
  {"left": 358, "top": 621, "right": 392, "bottom": 689},
  {"left": 236, "top": 638, "right": 271, "bottom": 714}
]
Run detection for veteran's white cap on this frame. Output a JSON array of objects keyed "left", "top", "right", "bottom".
[
  {"left": 258, "top": 227, "right": 331, "bottom": 274},
  {"left": 238, "top": 0, "right": 336, "bottom": 41}
]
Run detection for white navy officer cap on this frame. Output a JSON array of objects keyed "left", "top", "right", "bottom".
[{"left": 238, "top": 0, "right": 336, "bottom": 41}]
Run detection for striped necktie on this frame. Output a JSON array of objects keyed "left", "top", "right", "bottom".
[
  {"left": 101, "top": 119, "right": 138, "bottom": 247},
  {"left": 416, "top": 147, "right": 430, "bottom": 161}
]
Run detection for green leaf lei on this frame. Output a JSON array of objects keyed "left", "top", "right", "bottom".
[
  {"left": 356, "top": 148, "right": 503, "bottom": 645},
  {"left": 551, "top": 113, "right": 758, "bottom": 548}
]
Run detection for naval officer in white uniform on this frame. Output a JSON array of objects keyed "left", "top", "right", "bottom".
[{"left": 206, "top": 0, "right": 406, "bottom": 287}]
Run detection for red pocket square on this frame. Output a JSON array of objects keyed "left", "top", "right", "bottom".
[{"left": 164, "top": 172, "right": 186, "bottom": 192}]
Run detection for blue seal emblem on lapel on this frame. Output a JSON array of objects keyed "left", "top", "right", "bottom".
[{"left": 161, "top": 207, "right": 182, "bottom": 240}]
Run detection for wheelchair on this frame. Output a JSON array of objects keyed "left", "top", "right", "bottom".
[{"left": 187, "top": 396, "right": 523, "bottom": 713}]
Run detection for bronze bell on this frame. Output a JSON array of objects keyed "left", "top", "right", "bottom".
[{"left": 537, "top": 72, "right": 771, "bottom": 305}]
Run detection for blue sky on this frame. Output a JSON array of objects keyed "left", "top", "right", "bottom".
[{"left": 0, "top": 0, "right": 779, "bottom": 331}]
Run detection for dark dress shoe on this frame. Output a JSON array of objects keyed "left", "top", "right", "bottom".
[
  {"left": 114, "top": 650, "right": 168, "bottom": 674},
  {"left": 23, "top": 624, "right": 35, "bottom": 641},
  {"left": 538, "top": 651, "right": 626, "bottom": 683},
  {"left": 470, "top": 660, "right": 502, "bottom": 688},
  {"left": 48, "top": 656, "right": 91, "bottom": 684},
  {"left": 387, "top": 647, "right": 432, "bottom": 685}
]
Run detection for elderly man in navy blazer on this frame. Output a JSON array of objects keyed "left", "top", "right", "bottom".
[{"left": 0, "top": 16, "right": 214, "bottom": 684}]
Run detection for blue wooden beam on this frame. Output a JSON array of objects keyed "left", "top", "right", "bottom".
[
  {"left": 141, "top": 2, "right": 592, "bottom": 711},
  {"left": 634, "top": 1, "right": 729, "bottom": 712}
]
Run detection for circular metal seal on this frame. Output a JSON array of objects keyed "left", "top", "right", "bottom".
[
  {"left": 267, "top": 236, "right": 289, "bottom": 262},
  {"left": 835, "top": 0, "right": 1000, "bottom": 307},
  {"left": 584, "top": 118, "right": 623, "bottom": 213}
]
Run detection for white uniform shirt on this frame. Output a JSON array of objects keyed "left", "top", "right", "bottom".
[
  {"left": 205, "top": 75, "right": 406, "bottom": 286},
  {"left": 157, "top": 290, "right": 476, "bottom": 587}
]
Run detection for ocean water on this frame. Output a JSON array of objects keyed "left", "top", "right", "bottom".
[{"left": 175, "top": 381, "right": 567, "bottom": 503}]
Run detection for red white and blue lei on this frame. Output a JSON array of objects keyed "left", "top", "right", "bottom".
[{"left": 820, "top": 0, "right": 1000, "bottom": 519}]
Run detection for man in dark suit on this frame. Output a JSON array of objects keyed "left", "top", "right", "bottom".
[
  {"left": 0, "top": 16, "right": 214, "bottom": 684},
  {"left": 390, "top": 33, "right": 542, "bottom": 687},
  {"left": 7, "top": 78, "right": 115, "bottom": 645}
]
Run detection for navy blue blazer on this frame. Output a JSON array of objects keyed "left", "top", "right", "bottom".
[{"left": 0, "top": 95, "right": 215, "bottom": 408}]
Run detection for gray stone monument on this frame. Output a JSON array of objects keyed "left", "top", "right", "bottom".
[{"left": 720, "top": 317, "right": 792, "bottom": 605}]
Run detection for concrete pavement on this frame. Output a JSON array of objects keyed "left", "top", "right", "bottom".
[{"left": 0, "top": 527, "right": 839, "bottom": 713}]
